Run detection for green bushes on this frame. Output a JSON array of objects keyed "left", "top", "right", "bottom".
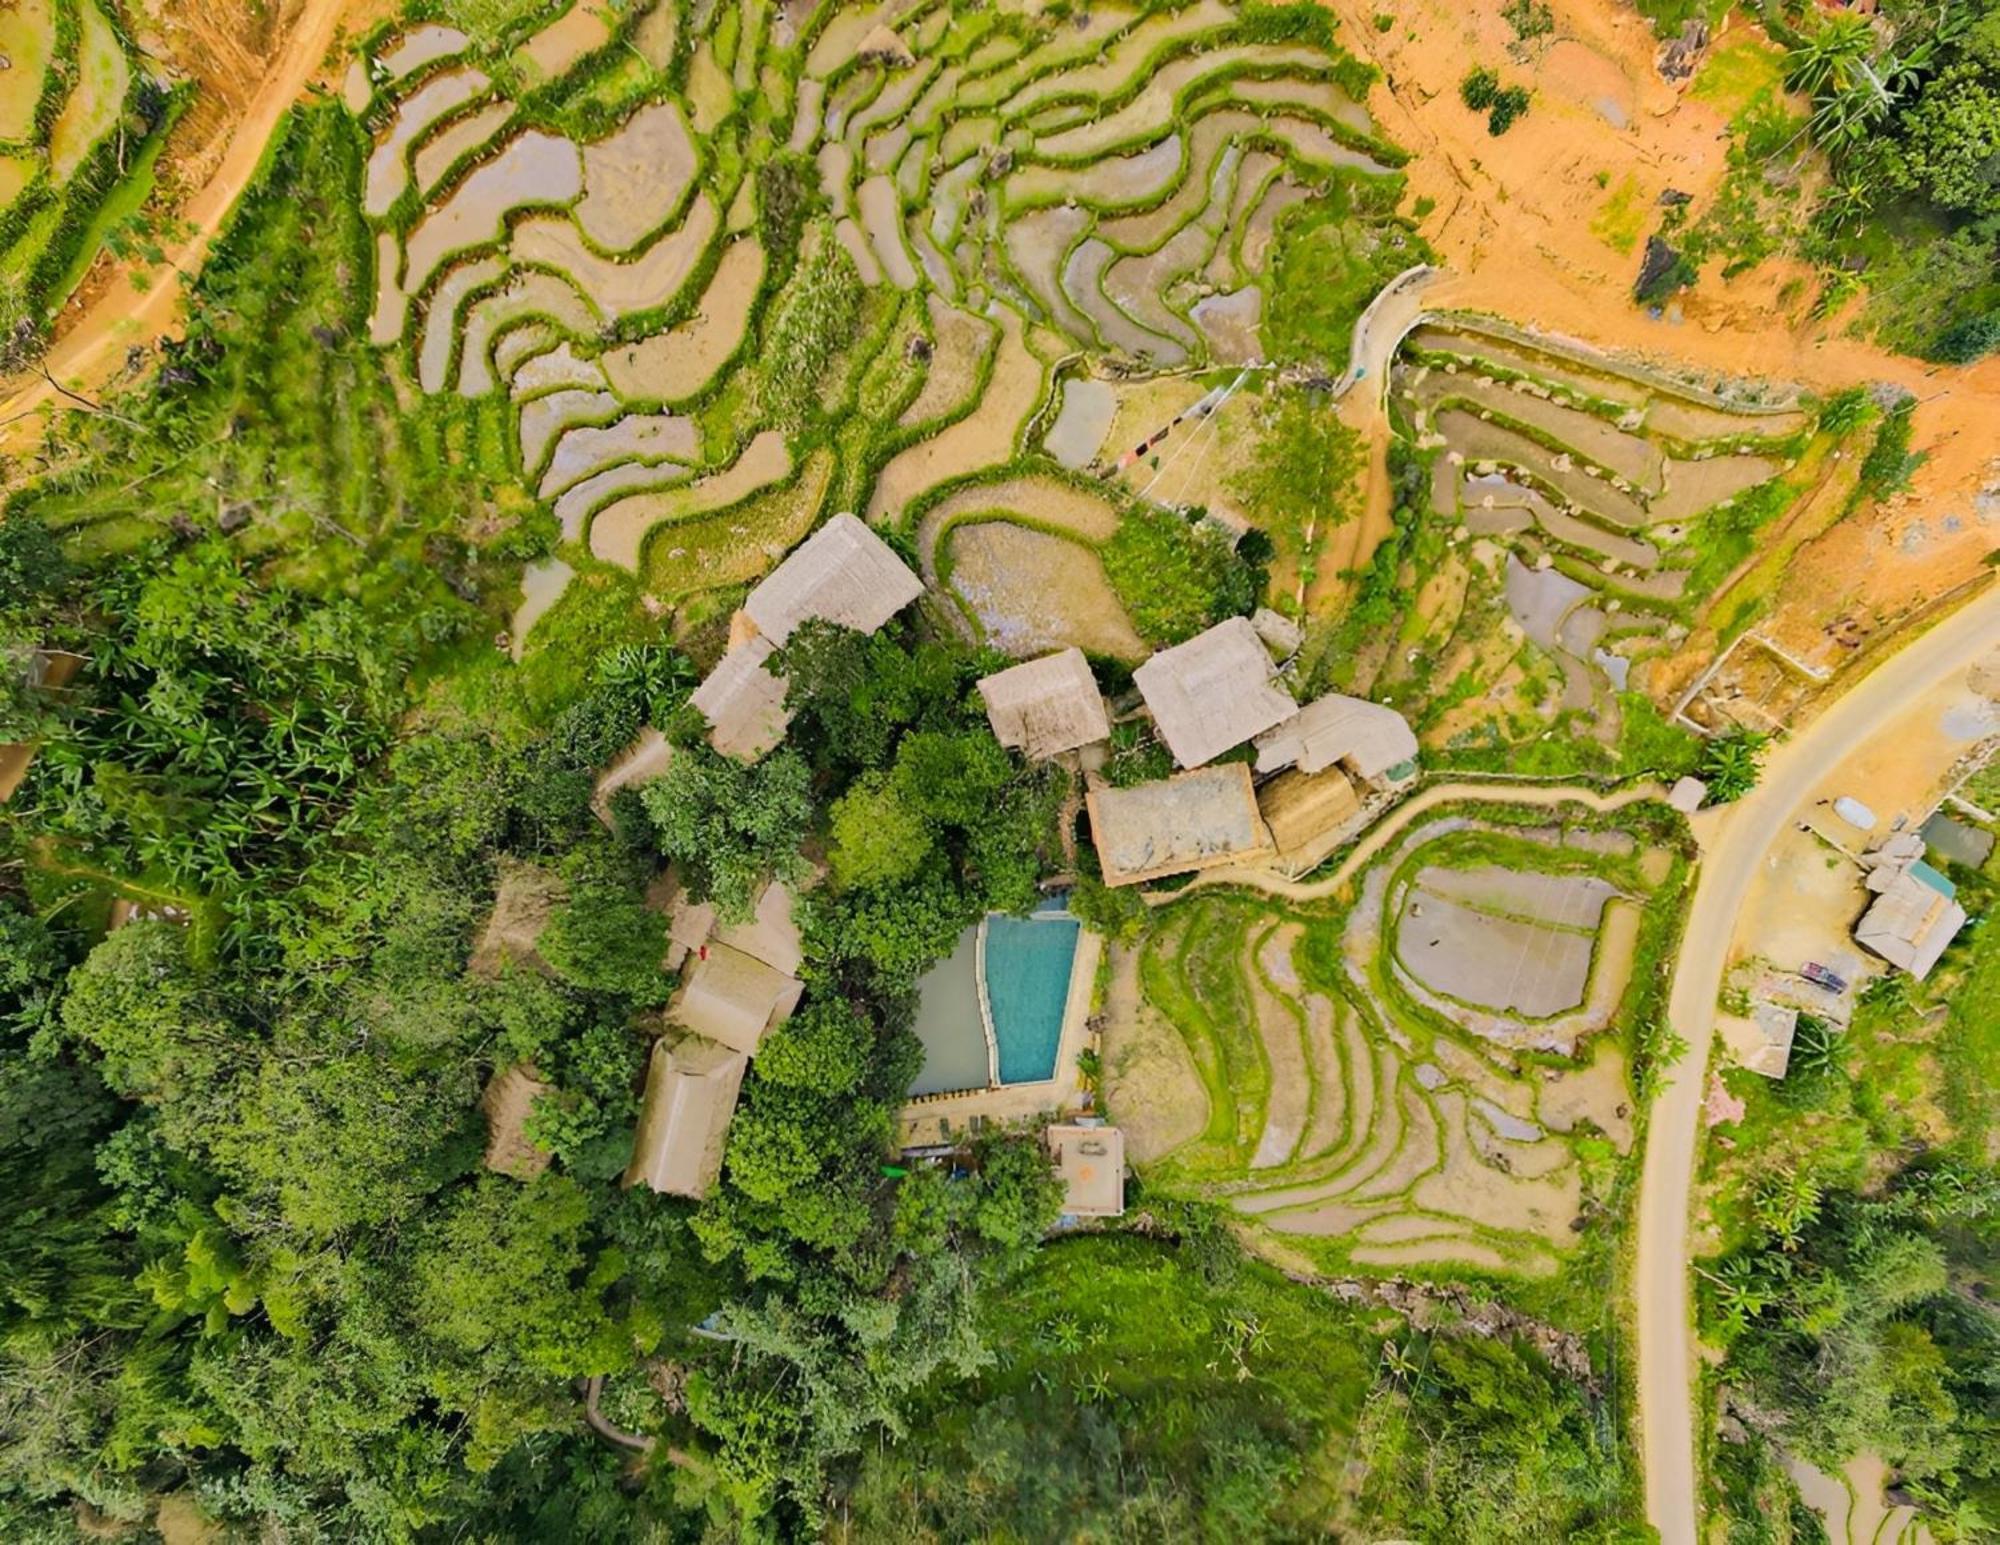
[
  {"left": 1461, "top": 67, "right": 1532, "bottom": 135},
  {"left": 1930, "top": 310, "right": 2000, "bottom": 363},
  {"left": 1102, "top": 505, "right": 1263, "bottom": 645},
  {"left": 1857, "top": 398, "right": 1920, "bottom": 499}
]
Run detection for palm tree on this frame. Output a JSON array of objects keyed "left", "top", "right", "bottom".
[{"left": 1786, "top": 15, "right": 1876, "bottom": 98}]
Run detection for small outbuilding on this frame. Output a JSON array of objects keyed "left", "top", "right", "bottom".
[
  {"left": 1087, "top": 764, "right": 1274, "bottom": 886},
  {"left": 481, "top": 1062, "right": 555, "bottom": 1180},
  {"left": 1046, "top": 1122, "right": 1125, "bottom": 1217},
  {"left": 1132, "top": 616, "right": 1298, "bottom": 769},
  {"left": 1256, "top": 762, "right": 1362, "bottom": 866},
  {"left": 1855, "top": 856, "right": 1967, "bottom": 980},
  {"left": 1254, "top": 692, "right": 1418, "bottom": 784},
  {"left": 977, "top": 647, "right": 1111, "bottom": 761},
  {"left": 624, "top": 1037, "right": 749, "bottom": 1198}
]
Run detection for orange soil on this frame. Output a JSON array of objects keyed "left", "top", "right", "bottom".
[{"left": 1322, "top": 0, "right": 1999, "bottom": 643}]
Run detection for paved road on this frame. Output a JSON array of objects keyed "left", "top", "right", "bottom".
[
  {"left": 0, "top": 0, "right": 355, "bottom": 450},
  {"left": 1636, "top": 585, "right": 2000, "bottom": 1545}
]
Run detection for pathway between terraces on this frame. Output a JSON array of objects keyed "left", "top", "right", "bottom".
[{"left": 1141, "top": 776, "right": 1671, "bottom": 908}]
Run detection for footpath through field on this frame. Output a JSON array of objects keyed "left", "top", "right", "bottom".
[
  {"left": 1635, "top": 584, "right": 2000, "bottom": 1545},
  {"left": 0, "top": 0, "right": 358, "bottom": 453}
]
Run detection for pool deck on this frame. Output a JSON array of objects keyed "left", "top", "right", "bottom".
[{"left": 899, "top": 927, "right": 1104, "bottom": 1147}]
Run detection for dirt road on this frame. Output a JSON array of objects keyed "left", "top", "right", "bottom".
[
  {"left": 1635, "top": 583, "right": 2000, "bottom": 1545},
  {"left": 0, "top": 0, "right": 356, "bottom": 452}
]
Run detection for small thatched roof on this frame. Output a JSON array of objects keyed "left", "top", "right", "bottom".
[
  {"left": 691, "top": 636, "right": 792, "bottom": 761},
  {"left": 1855, "top": 861, "right": 1965, "bottom": 980},
  {"left": 742, "top": 512, "right": 923, "bottom": 647},
  {"left": 623, "top": 1037, "right": 748, "bottom": 1198},
  {"left": 469, "top": 860, "right": 567, "bottom": 977},
  {"left": 1087, "top": 764, "right": 1274, "bottom": 886},
  {"left": 1047, "top": 1122, "right": 1124, "bottom": 1217},
  {"left": 1133, "top": 616, "right": 1297, "bottom": 769},
  {"left": 664, "top": 876, "right": 805, "bottom": 977},
  {"left": 670, "top": 941, "right": 806, "bottom": 1054},
  {"left": 1257, "top": 762, "right": 1361, "bottom": 859},
  {"left": 1254, "top": 692, "right": 1417, "bottom": 781},
  {"left": 978, "top": 648, "right": 1111, "bottom": 761},
  {"left": 482, "top": 1063, "right": 554, "bottom": 1180}
]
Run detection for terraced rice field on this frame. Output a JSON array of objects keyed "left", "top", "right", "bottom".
[
  {"left": 1, "top": 0, "right": 158, "bottom": 340},
  {"left": 1117, "top": 806, "right": 1678, "bottom": 1277},
  {"left": 354, "top": 0, "right": 1403, "bottom": 636},
  {"left": 1364, "top": 318, "right": 1829, "bottom": 758}
]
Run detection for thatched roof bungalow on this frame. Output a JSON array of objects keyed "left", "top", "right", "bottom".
[
  {"left": 1086, "top": 764, "right": 1274, "bottom": 886},
  {"left": 977, "top": 648, "right": 1111, "bottom": 761},
  {"left": 1254, "top": 692, "right": 1418, "bottom": 783},
  {"left": 692, "top": 514, "right": 923, "bottom": 761},
  {"left": 481, "top": 1063, "right": 555, "bottom": 1180},
  {"left": 623, "top": 1037, "right": 749, "bottom": 1198},
  {"left": 1132, "top": 616, "right": 1297, "bottom": 769}
]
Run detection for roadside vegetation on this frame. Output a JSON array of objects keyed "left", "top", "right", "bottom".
[{"left": 1695, "top": 827, "right": 2000, "bottom": 1539}]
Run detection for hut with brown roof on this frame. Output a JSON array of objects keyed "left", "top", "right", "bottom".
[
  {"left": 623, "top": 1037, "right": 749, "bottom": 1198},
  {"left": 1254, "top": 692, "right": 1418, "bottom": 784},
  {"left": 481, "top": 1063, "right": 555, "bottom": 1180},
  {"left": 671, "top": 943, "right": 805, "bottom": 1055},
  {"left": 1132, "top": 616, "right": 1297, "bottom": 769},
  {"left": 1256, "top": 762, "right": 1362, "bottom": 869},
  {"left": 1086, "top": 764, "right": 1274, "bottom": 886},
  {"left": 977, "top": 648, "right": 1111, "bottom": 761}
]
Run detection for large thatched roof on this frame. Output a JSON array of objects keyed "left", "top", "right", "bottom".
[
  {"left": 623, "top": 1037, "right": 748, "bottom": 1198},
  {"left": 742, "top": 512, "right": 923, "bottom": 646},
  {"left": 1132, "top": 617, "right": 1296, "bottom": 769},
  {"left": 670, "top": 941, "right": 806, "bottom": 1054},
  {"left": 977, "top": 648, "right": 1111, "bottom": 760},
  {"left": 1086, "top": 764, "right": 1274, "bottom": 886}
]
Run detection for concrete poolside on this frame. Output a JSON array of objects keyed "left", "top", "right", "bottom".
[{"left": 899, "top": 928, "right": 1103, "bottom": 1148}]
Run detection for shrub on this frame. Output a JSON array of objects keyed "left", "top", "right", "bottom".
[
  {"left": 1461, "top": 68, "right": 1501, "bottom": 111},
  {"left": 1930, "top": 312, "right": 2000, "bottom": 364}
]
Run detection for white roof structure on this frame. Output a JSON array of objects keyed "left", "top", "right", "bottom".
[
  {"left": 977, "top": 648, "right": 1111, "bottom": 761},
  {"left": 1253, "top": 692, "right": 1418, "bottom": 782},
  {"left": 1742, "top": 1002, "right": 1798, "bottom": 1079},
  {"left": 1087, "top": 765, "right": 1274, "bottom": 886},
  {"left": 1855, "top": 859, "right": 1966, "bottom": 980},
  {"left": 623, "top": 1037, "right": 749, "bottom": 1198},
  {"left": 1133, "top": 616, "right": 1298, "bottom": 768},
  {"left": 742, "top": 512, "right": 924, "bottom": 646},
  {"left": 1047, "top": 1123, "right": 1125, "bottom": 1216}
]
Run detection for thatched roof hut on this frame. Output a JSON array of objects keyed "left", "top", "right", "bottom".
[
  {"left": 623, "top": 1037, "right": 748, "bottom": 1198},
  {"left": 1254, "top": 693, "right": 1418, "bottom": 782},
  {"left": 977, "top": 648, "right": 1111, "bottom": 761},
  {"left": 1132, "top": 617, "right": 1297, "bottom": 769},
  {"left": 1086, "top": 764, "right": 1274, "bottom": 886}
]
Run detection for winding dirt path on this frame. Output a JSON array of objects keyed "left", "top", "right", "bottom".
[
  {"left": 1145, "top": 776, "right": 1667, "bottom": 907},
  {"left": 0, "top": 0, "right": 358, "bottom": 454},
  {"left": 1635, "top": 584, "right": 2000, "bottom": 1545}
]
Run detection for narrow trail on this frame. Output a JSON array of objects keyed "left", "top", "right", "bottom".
[
  {"left": 0, "top": 0, "right": 358, "bottom": 454},
  {"left": 1635, "top": 585, "right": 2000, "bottom": 1545},
  {"left": 1146, "top": 776, "right": 1669, "bottom": 907}
]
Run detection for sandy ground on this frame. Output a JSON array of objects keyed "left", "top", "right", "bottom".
[{"left": 1321, "top": 0, "right": 2000, "bottom": 643}]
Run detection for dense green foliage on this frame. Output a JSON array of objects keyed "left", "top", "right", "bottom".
[{"left": 1100, "top": 504, "right": 1266, "bottom": 645}]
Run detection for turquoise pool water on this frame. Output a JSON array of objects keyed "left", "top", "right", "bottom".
[{"left": 986, "top": 914, "right": 1081, "bottom": 1085}]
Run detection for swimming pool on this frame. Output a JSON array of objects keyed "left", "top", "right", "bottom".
[
  {"left": 908, "top": 906, "right": 1083, "bottom": 1095},
  {"left": 985, "top": 913, "right": 1081, "bottom": 1084}
]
